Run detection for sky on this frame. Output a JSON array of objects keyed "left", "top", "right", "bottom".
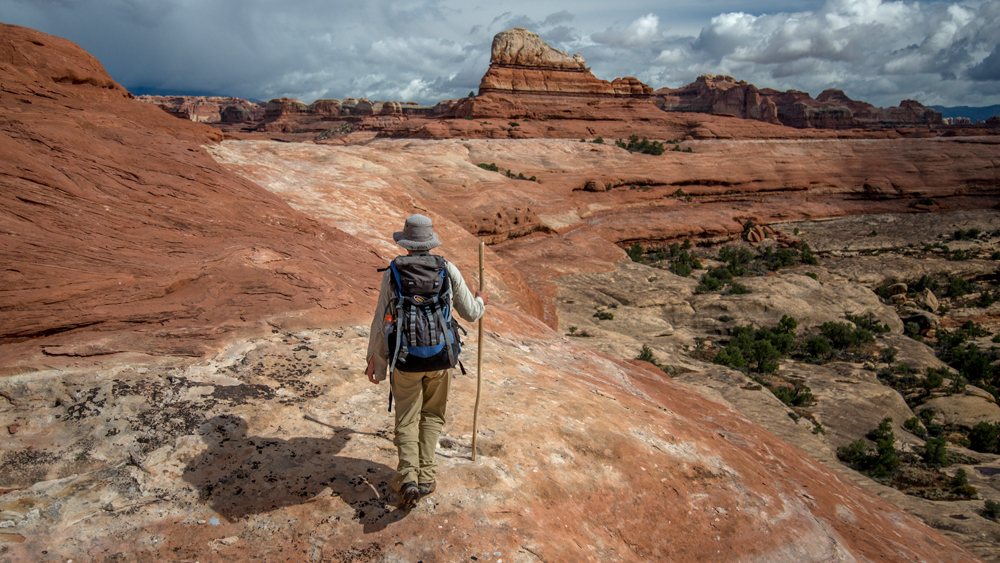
[{"left": 3, "top": 0, "right": 999, "bottom": 108}]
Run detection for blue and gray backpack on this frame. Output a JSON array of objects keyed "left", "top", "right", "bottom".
[{"left": 384, "top": 255, "right": 465, "bottom": 375}]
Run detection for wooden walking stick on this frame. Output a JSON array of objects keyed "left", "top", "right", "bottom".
[{"left": 472, "top": 240, "right": 485, "bottom": 461}]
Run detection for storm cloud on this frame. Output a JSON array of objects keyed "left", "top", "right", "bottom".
[{"left": 2, "top": 0, "right": 998, "bottom": 107}]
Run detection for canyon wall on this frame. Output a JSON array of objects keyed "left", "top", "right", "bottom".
[{"left": 655, "top": 74, "right": 943, "bottom": 130}]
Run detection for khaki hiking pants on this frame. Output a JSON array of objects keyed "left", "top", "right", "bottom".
[{"left": 389, "top": 367, "right": 451, "bottom": 491}]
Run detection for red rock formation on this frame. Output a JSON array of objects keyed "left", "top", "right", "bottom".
[
  {"left": 655, "top": 75, "right": 781, "bottom": 125},
  {"left": 137, "top": 95, "right": 265, "bottom": 123},
  {"left": 0, "top": 23, "right": 382, "bottom": 363},
  {"left": 656, "top": 75, "right": 942, "bottom": 130},
  {"left": 478, "top": 28, "right": 652, "bottom": 98}
]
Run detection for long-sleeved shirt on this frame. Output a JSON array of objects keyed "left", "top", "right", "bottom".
[{"left": 366, "top": 252, "right": 485, "bottom": 380}]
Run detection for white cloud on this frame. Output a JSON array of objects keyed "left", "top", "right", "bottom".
[{"left": 592, "top": 13, "right": 663, "bottom": 48}]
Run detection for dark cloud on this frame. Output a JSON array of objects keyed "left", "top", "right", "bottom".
[
  {"left": 969, "top": 43, "right": 1000, "bottom": 80},
  {"left": 542, "top": 10, "right": 574, "bottom": 26}
]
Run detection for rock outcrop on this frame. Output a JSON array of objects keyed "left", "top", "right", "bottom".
[
  {"left": 0, "top": 23, "right": 381, "bottom": 363},
  {"left": 655, "top": 74, "right": 781, "bottom": 124},
  {"left": 478, "top": 28, "right": 652, "bottom": 98},
  {"left": 136, "top": 95, "right": 265, "bottom": 123},
  {"left": 656, "top": 75, "right": 943, "bottom": 130}
]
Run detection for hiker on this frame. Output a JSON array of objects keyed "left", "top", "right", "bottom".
[{"left": 365, "top": 214, "right": 488, "bottom": 508}]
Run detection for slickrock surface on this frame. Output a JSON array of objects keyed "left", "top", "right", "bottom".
[{"left": 0, "top": 23, "right": 382, "bottom": 367}]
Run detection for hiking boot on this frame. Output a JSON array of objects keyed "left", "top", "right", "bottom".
[
  {"left": 417, "top": 481, "right": 436, "bottom": 496},
  {"left": 398, "top": 483, "right": 420, "bottom": 510}
]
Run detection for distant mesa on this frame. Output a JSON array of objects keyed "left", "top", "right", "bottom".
[{"left": 654, "top": 74, "right": 942, "bottom": 130}]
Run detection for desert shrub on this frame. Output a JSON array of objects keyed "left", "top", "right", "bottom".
[
  {"left": 880, "top": 346, "right": 898, "bottom": 364},
  {"left": 913, "top": 275, "right": 940, "bottom": 295},
  {"left": 671, "top": 262, "right": 693, "bottom": 277},
  {"left": 800, "top": 242, "right": 818, "bottom": 265},
  {"left": 717, "top": 245, "right": 753, "bottom": 276},
  {"left": 757, "top": 245, "right": 798, "bottom": 271},
  {"left": 593, "top": 311, "right": 614, "bottom": 321},
  {"left": 951, "top": 468, "right": 970, "bottom": 487},
  {"left": 838, "top": 439, "right": 874, "bottom": 469},
  {"left": 477, "top": 162, "right": 500, "bottom": 172},
  {"left": 953, "top": 484, "right": 979, "bottom": 498},
  {"left": 904, "top": 417, "right": 927, "bottom": 439},
  {"left": 591, "top": 137, "right": 605, "bottom": 144},
  {"left": 923, "top": 367, "right": 946, "bottom": 390},
  {"left": 726, "top": 282, "right": 749, "bottom": 295},
  {"left": 805, "top": 272, "right": 818, "bottom": 280},
  {"left": 968, "top": 421, "right": 1000, "bottom": 454},
  {"left": 945, "top": 277, "right": 974, "bottom": 298},
  {"left": 820, "top": 321, "right": 874, "bottom": 349},
  {"left": 839, "top": 417, "right": 899, "bottom": 477},
  {"left": 772, "top": 384, "right": 816, "bottom": 407},
  {"left": 869, "top": 417, "right": 901, "bottom": 477},
  {"left": 847, "top": 313, "right": 891, "bottom": 334},
  {"left": 714, "top": 317, "right": 797, "bottom": 374},
  {"left": 669, "top": 242, "right": 681, "bottom": 257},
  {"left": 627, "top": 242, "right": 645, "bottom": 263},
  {"left": 985, "top": 500, "right": 1000, "bottom": 521},
  {"left": 616, "top": 135, "right": 666, "bottom": 155},
  {"left": 922, "top": 438, "right": 950, "bottom": 468},
  {"left": 805, "top": 336, "right": 832, "bottom": 360}
]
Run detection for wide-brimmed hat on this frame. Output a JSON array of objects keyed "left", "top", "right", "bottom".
[{"left": 393, "top": 214, "right": 441, "bottom": 251}]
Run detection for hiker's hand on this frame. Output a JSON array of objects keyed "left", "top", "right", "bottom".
[
  {"left": 476, "top": 290, "right": 489, "bottom": 306},
  {"left": 366, "top": 357, "right": 379, "bottom": 384}
]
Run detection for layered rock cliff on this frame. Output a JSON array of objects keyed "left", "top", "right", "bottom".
[{"left": 656, "top": 75, "right": 943, "bottom": 130}]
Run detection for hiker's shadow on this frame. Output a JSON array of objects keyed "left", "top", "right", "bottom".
[{"left": 182, "top": 415, "right": 404, "bottom": 533}]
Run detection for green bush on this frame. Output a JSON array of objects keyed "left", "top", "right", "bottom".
[
  {"left": 477, "top": 162, "right": 500, "bottom": 172},
  {"left": 713, "top": 317, "right": 797, "bottom": 374},
  {"left": 820, "top": 321, "right": 874, "bottom": 349},
  {"left": 627, "top": 242, "right": 645, "bottom": 263},
  {"left": 838, "top": 439, "right": 874, "bottom": 469},
  {"left": 969, "top": 421, "right": 1000, "bottom": 454},
  {"left": 922, "top": 438, "right": 950, "bottom": 468},
  {"left": 772, "top": 384, "right": 816, "bottom": 407},
  {"left": 913, "top": 275, "right": 940, "bottom": 295},
  {"left": 985, "top": 499, "right": 1000, "bottom": 521},
  {"left": 951, "top": 468, "right": 970, "bottom": 487},
  {"left": 593, "top": 311, "right": 614, "bottom": 321},
  {"left": 616, "top": 135, "right": 666, "bottom": 155},
  {"left": 838, "top": 418, "right": 900, "bottom": 477},
  {"left": 869, "top": 417, "right": 900, "bottom": 477},
  {"left": 805, "top": 336, "right": 832, "bottom": 360},
  {"left": 671, "top": 262, "right": 692, "bottom": 277},
  {"left": 953, "top": 484, "right": 978, "bottom": 498},
  {"left": 846, "top": 313, "right": 891, "bottom": 334},
  {"left": 945, "top": 277, "right": 974, "bottom": 298},
  {"left": 921, "top": 368, "right": 944, "bottom": 390},
  {"left": 904, "top": 417, "right": 927, "bottom": 439},
  {"left": 800, "top": 242, "right": 818, "bottom": 265},
  {"left": 880, "top": 346, "right": 898, "bottom": 364}
]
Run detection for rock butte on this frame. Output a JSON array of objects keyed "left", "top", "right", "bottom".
[{"left": 1, "top": 22, "right": 998, "bottom": 563}]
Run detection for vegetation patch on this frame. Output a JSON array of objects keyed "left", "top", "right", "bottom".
[
  {"left": 615, "top": 135, "right": 666, "bottom": 155},
  {"left": 838, "top": 417, "right": 981, "bottom": 500}
]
